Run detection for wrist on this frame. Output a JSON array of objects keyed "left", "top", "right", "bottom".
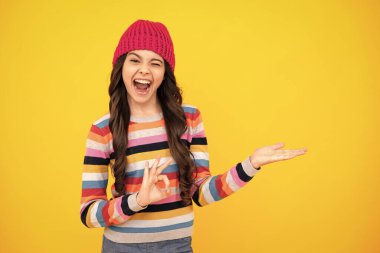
[
  {"left": 249, "top": 155, "right": 261, "bottom": 170},
  {"left": 126, "top": 192, "right": 148, "bottom": 212},
  {"left": 136, "top": 192, "right": 148, "bottom": 208}
]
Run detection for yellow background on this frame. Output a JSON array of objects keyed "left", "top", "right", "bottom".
[{"left": 1, "top": 0, "right": 379, "bottom": 252}]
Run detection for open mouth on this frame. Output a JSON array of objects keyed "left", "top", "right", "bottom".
[{"left": 133, "top": 79, "right": 151, "bottom": 94}]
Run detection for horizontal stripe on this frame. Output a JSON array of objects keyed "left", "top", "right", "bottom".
[
  {"left": 87, "top": 131, "right": 108, "bottom": 144},
  {"left": 82, "top": 164, "right": 108, "bottom": 173},
  {"left": 140, "top": 201, "right": 190, "bottom": 213},
  {"left": 128, "top": 126, "right": 166, "bottom": 140},
  {"left": 82, "top": 180, "right": 108, "bottom": 189},
  {"left": 80, "top": 201, "right": 93, "bottom": 227},
  {"left": 115, "top": 212, "right": 194, "bottom": 228},
  {"left": 182, "top": 105, "right": 196, "bottom": 114},
  {"left": 89, "top": 201, "right": 102, "bottom": 227},
  {"left": 110, "top": 142, "right": 169, "bottom": 159},
  {"left": 124, "top": 179, "right": 179, "bottom": 193},
  {"left": 82, "top": 172, "right": 108, "bottom": 181},
  {"left": 84, "top": 156, "right": 109, "bottom": 166},
  {"left": 126, "top": 141, "right": 169, "bottom": 155},
  {"left": 191, "top": 137, "right": 207, "bottom": 145},
  {"left": 190, "top": 144, "right": 208, "bottom": 154},
  {"left": 117, "top": 155, "right": 173, "bottom": 173},
  {"left": 192, "top": 123, "right": 205, "bottom": 135},
  {"left": 108, "top": 220, "right": 193, "bottom": 233},
  {"left": 190, "top": 151, "right": 209, "bottom": 160},
  {"left": 230, "top": 165, "right": 246, "bottom": 187},
  {"left": 130, "top": 205, "right": 193, "bottom": 221},
  {"left": 236, "top": 162, "right": 253, "bottom": 182},
  {"left": 199, "top": 177, "right": 215, "bottom": 204},
  {"left": 126, "top": 164, "right": 178, "bottom": 178},
  {"left": 128, "top": 133, "right": 168, "bottom": 148},
  {"left": 111, "top": 140, "right": 191, "bottom": 160},
  {"left": 193, "top": 159, "right": 209, "bottom": 168},
  {"left": 81, "top": 188, "right": 106, "bottom": 197},
  {"left": 125, "top": 171, "right": 179, "bottom": 185},
  {"left": 226, "top": 170, "right": 240, "bottom": 192},
  {"left": 208, "top": 176, "right": 222, "bottom": 201},
  {"left": 121, "top": 194, "right": 137, "bottom": 216},
  {"left": 86, "top": 139, "right": 109, "bottom": 153},
  {"left": 96, "top": 201, "right": 107, "bottom": 227},
  {"left": 86, "top": 148, "right": 109, "bottom": 159},
  {"left": 103, "top": 226, "right": 193, "bottom": 243},
  {"left": 94, "top": 113, "right": 110, "bottom": 127},
  {"left": 150, "top": 194, "right": 182, "bottom": 205},
  {"left": 129, "top": 112, "right": 164, "bottom": 126}
]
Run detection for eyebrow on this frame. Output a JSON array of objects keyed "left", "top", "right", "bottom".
[{"left": 127, "top": 52, "right": 163, "bottom": 64}]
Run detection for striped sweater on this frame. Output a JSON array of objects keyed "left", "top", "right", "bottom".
[{"left": 80, "top": 104, "right": 261, "bottom": 243}]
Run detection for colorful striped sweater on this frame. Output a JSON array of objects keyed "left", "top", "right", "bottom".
[{"left": 80, "top": 104, "right": 261, "bottom": 243}]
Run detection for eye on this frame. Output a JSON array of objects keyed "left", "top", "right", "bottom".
[
  {"left": 129, "top": 59, "right": 139, "bottom": 63},
  {"left": 152, "top": 61, "right": 162, "bottom": 66}
]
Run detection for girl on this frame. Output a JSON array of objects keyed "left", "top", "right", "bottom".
[{"left": 80, "top": 19, "right": 307, "bottom": 253}]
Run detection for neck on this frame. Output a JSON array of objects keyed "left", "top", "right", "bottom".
[{"left": 128, "top": 96, "right": 162, "bottom": 117}]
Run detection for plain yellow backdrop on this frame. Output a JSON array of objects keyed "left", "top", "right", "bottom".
[{"left": 1, "top": 0, "right": 379, "bottom": 252}]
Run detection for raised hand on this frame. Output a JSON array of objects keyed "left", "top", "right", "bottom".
[
  {"left": 249, "top": 142, "right": 307, "bottom": 169},
  {"left": 136, "top": 155, "right": 174, "bottom": 207}
]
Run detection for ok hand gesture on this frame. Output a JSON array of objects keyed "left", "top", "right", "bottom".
[
  {"left": 136, "top": 155, "right": 173, "bottom": 207},
  {"left": 249, "top": 142, "right": 307, "bottom": 169}
]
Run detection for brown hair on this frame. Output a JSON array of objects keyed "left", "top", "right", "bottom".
[{"left": 108, "top": 54, "right": 197, "bottom": 206}]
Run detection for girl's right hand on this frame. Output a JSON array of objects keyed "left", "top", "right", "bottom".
[{"left": 136, "top": 155, "right": 173, "bottom": 207}]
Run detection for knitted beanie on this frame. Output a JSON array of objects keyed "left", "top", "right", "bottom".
[{"left": 112, "top": 19, "right": 175, "bottom": 72}]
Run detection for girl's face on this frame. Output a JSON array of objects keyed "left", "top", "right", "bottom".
[{"left": 122, "top": 49, "right": 165, "bottom": 108}]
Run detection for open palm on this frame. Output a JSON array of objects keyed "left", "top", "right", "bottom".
[{"left": 249, "top": 142, "right": 307, "bottom": 169}]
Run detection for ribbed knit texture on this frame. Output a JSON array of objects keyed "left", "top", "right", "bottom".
[
  {"left": 80, "top": 104, "right": 261, "bottom": 243},
  {"left": 112, "top": 19, "right": 175, "bottom": 72}
]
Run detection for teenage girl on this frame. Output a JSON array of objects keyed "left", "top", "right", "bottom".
[{"left": 80, "top": 19, "right": 308, "bottom": 253}]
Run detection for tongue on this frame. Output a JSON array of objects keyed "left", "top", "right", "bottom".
[{"left": 135, "top": 82, "right": 149, "bottom": 89}]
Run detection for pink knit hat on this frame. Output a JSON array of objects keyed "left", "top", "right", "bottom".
[{"left": 112, "top": 19, "right": 175, "bottom": 72}]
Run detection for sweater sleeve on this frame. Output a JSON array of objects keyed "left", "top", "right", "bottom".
[
  {"left": 189, "top": 107, "right": 261, "bottom": 207},
  {"left": 80, "top": 123, "right": 145, "bottom": 228}
]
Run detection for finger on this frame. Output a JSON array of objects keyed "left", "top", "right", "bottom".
[
  {"left": 157, "top": 175, "right": 170, "bottom": 192},
  {"left": 287, "top": 149, "right": 308, "bottom": 156},
  {"left": 294, "top": 149, "right": 307, "bottom": 155},
  {"left": 270, "top": 142, "right": 285, "bottom": 150},
  {"left": 277, "top": 149, "right": 306, "bottom": 156},
  {"left": 275, "top": 150, "right": 305, "bottom": 161},
  {"left": 142, "top": 160, "right": 149, "bottom": 186},
  {"left": 149, "top": 155, "right": 161, "bottom": 178},
  {"left": 159, "top": 187, "right": 171, "bottom": 196},
  {"left": 156, "top": 157, "right": 174, "bottom": 175}
]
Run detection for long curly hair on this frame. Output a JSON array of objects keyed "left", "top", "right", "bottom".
[{"left": 108, "top": 54, "right": 197, "bottom": 206}]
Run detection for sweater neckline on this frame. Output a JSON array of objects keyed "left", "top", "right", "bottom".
[{"left": 130, "top": 112, "right": 163, "bottom": 123}]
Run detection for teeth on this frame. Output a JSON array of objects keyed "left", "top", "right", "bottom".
[{"left": 134, "top": 79, "right": 151, "bottom": 85}]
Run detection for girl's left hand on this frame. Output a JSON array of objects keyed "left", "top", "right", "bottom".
[{"left": 249, "top": 142, "right": 307, "bottom": 169}]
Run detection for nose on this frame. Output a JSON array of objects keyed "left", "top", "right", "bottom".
[{"left": 138, "top": 64, "right": 150, "bottom": 75}]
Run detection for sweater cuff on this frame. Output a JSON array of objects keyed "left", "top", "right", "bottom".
[
  {"left": 241, "top": 156, "right": 261, "bottom": 177},
  {"left": 128, "top": 192, "right": 148, "bottom": 212},
  {"left": 121, "top": 193, "right": 147, "bottom": 216}
]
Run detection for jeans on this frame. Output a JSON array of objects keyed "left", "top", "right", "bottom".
[{"left": 101, "top": 234, "right": 194, "bottom": 253}]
